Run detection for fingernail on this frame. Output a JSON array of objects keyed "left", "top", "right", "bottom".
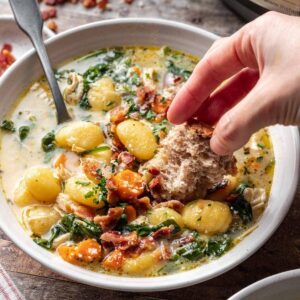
[{"left": 210, "top": 135, "right": 230, "bottom": 156}]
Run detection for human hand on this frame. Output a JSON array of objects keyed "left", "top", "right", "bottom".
[{"left": 167, "top": 12, "right": 300, "bottom": 155}]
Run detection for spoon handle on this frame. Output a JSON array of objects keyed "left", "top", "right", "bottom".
[{"left": 9, "top": 0, "right": 71, "bottom": 124}]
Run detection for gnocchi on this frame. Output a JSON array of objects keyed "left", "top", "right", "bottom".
[
  {"left": 64, "top": 176, "right": 105, "bottom": 208},
  {"left": 116, "top": 120, "right": 157, "bottom": 160},
  {"left": 24, "top": 167, "right": 61, "bottom": 203},
  {"left": 23, "top": 205, "right": 60, "bottom": 235},
  {"left": 14, "top": 180, "right": 36, "bottom": 206},
  {"left": 122, "top": 250, "right": 161, "bottom": 275},
  {"left": 55, "top": 121, "right": 104, "bottom": 152},
  {"left": 148, "top": 207, "right": 184, "bottom": 229},
  {"left": 88, "top": 77, "right": 121, "bottom": 111},
  {"left": 182, "top": 200, "right": 232, "bottom": 235}
]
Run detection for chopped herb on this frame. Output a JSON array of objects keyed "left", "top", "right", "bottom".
[
  {"left": 256, "top": 156, "right": 264, "bottom": 162},
  {"left": 152, "top": 120, "right": 169, "bottom": 140},
  {"left": 166, "top": 60, "right": 192, "bottom": 80},
  {"left": 162, "top": 46, "right": 171, "bottom": 56},
  {"left": 0, "top": 120, "right": 15, "bottom": 132},
  {"left": 83, "top": 145, "right": 110, "bottom": 155},
  {"left": 84, "top": 191, "right": 94, "bottom": 198},
  {"left": 18, "top": 126, "right": 30, "bottom": 141},
  {"left": 243, "top": 166, "right": 250, "bottom": 175},
  {"left": 75, "top": 181, "right": 91, "bottom": 186},
  {"left": 98, "top": 177, "right": 108, "bottom": 203},
  {"left": 129, "top": 72, "right": 141, "bottom": 86},
  {"left": 257, "top": 143, "right": 265, "bottom": 149},
  {"left": 41, "top": 131, "right": 56, "bottom": 152},
  {"left": 141, "top": 110, "right": 156, "bottom": 120}
]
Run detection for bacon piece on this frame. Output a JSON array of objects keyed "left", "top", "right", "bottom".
[
  {"left": 0, "top": 44, "right": 15, "bottom": 76},
  {"left": 94, "top": 207, "right": 123, "bottom": 231},
  {"left": 82, "top": 0, "right": 97, "bottom": 8},
  {"left": 136, "top": 86, "right": 156, "bottom": 105},
  {"left": 131, "top": 196, "right": 152, "bottom": 212},
  {"left": 151, "top": 227, "right": 172, "bottom": 239},
  {"left": 98, "top": 0, "right": 108, "bottom": 10},
  {"left": 154, "top": 200, "right": 184, "bottom": 213},
  {"left": 41, "top": 7, "right": 57, "bottom": 20},
  {"left": 148, "top": 167, "right": 160, "bottom": 176},
  {"left": 110, "top": 106, "right": 128, "bottom": 124},
  {"left": 101, "top": 231, "right": 139, "bottom": 251},
  {"left": 149, "top": 176, "right": 161, "bottom": 190},
  {"left": 117, "top": 151, "right": 135, "bottom": 170},
  {"left": 81, "top": 158, "right": 103, "bottom": 182}
]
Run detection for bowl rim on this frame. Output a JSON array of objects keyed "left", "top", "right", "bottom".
[
  {"left": 228, "top": 269, "right": 300, "bottom": 299},
  {"left": 0, "top": 14, "right": 55, "bottom": 39},
  {"left": 0, "top": 18, "right": 299, "bottom": 292}
]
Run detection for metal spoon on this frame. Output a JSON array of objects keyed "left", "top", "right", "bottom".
[{"left": 9, "top": 0, "right": 71, "bottom": 124}]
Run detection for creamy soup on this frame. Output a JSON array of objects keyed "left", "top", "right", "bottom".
[{"left": 0, "top": 46, "right": 274, "bottom": 276}]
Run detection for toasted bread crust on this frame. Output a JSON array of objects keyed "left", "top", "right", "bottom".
[{"left": 144, "top": 123, "right": 236, "bottom": 201}]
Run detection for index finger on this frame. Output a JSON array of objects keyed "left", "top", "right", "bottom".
[{"left": 167, "top": 27, "right": 257, "bottom": 124}]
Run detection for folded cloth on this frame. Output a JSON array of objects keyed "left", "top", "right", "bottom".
[{"left": 0, "top": 265, "right": 24, "bottom": 300}]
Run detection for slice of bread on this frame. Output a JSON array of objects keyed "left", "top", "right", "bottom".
[{"left": 144, "top": 122, "right": 236, "bottom": 201}]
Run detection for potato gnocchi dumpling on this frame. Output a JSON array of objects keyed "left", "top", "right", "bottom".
[
  {"left": 88, "top": 77, "right": 121, "bottom": 111},
  {"left": 23, "top": 205, "right": 60, "bottom": 235},
  {"left": 122, "top": 250, "right": 161, "bottom": 275},
  {"left": 116, "top": 120, "right": 157, "bottom": 160},
  {"left": 182, "top": 200, "right": 232, "bottom": 235},
  {"left": 148, "top": 207, "right": 184, "bottom": 229},
  {"left": 14, "top": 180, "right": 36, "bottom": 206},
  {"left": 64, "top": 176, "right": 105, "bottom": 208},
  {"left": 24, "top": 167, "right": 61, "bottom": 203},
  {"left": 55, "top": 121, "right": 104, "bottom": 152}
]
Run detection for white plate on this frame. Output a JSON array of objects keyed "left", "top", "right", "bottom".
[
  {"left": 229, "top": 269, "right": 300, "bottom": 300},
  {"left": 0, "top": 14, "right": 54, "bottom": 60},
  {"left": 0, "top": 18, "right": 299, "bottom": 292}
]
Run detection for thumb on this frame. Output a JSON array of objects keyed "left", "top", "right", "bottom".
[{"left": 210, "top": 82, "right": 277, "bottom": 155}]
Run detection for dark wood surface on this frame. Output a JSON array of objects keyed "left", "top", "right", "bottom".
[{"left": 0, "top": 1, "right": 299, "bottom": 299}]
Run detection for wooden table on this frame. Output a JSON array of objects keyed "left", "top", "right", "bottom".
[{"left": 0, "top": 1, "right": 299, "bottom": 299}]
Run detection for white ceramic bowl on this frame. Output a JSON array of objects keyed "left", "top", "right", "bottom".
[
  {"left": 0, "top": 15, "right": 54, "bottom": 59},
  {"left": 0, "top": 18, "right": 299, "bottom": 292},
  {"left": 229, "top": 269, "right": 300, "bottom": 300}
]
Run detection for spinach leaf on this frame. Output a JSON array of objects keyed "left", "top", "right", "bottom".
[
  {"left": 41, "top": 131, "right": 56, "bottom": 152},
  {"left": 172, "top": 240, "right": 206, "bottom": 261},
  {"left": 33, "top": 225, "right": 65, "bottom": 250},
  {"left": 229, "top": 183, "right": 253, "bottom": 224},
  {"left": 18, "top": 126, "right": 30, "bottom": 141},
  {"left": 124, "top": 219, "right": 180, "bottom": 237},
  {"left": 171, "top": 232, "right": 232, "bottom": 262},
  {"left": 61, "top": 214, "right": 101, "bottom": 241},
  {"left": 205, "top": 236, "right": 232, "bottom": 257},
  {"left": 0, "top": 120, "right": 15, "bottom": 132},
  {"left": 166, "top": 60, "right": 192, "bottom": 80},
  {"left": 33, "top": 214, "right": 102, "bottom": 250}
]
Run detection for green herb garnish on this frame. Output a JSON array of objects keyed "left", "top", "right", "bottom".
[
  {"left": 41, "top": 131, "right": 56, "bottom": 152},
  {"left": 0, "top": 120, "right": 15, "bottom": 132},
  {"left": 18, "top": 126, "right": 30, "bottom": 141}
]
